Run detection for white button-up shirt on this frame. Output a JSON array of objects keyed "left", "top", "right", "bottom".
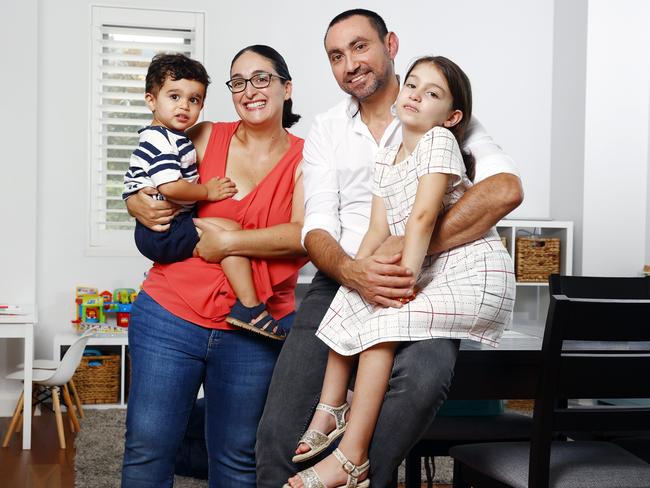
[{"left": 301, "top": 96, "right": 519, "bottom": 257}]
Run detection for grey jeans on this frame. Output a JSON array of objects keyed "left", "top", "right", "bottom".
[{"left": 256, "top": 272, "right": 460, "bottom": 488}]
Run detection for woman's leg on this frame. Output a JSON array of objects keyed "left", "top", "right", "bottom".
[
  {"left": 203, "top": 329, "right": 283, "bottom": 488},
  {"left": 288, "top": 342, "right": 397, "bottom": 488},
  {"left": 294, "top": 349, "right": 355, "bottom": 457},
  {"left": 121, "top": 291, "right": 208, "bottom": 488}
]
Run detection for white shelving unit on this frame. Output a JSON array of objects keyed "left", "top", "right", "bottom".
[
  {"left": 53, "top": 331, "right": 128, "bottom": 409},
  {"left": 497, "top": 219, "right": 574, "bottom": 320},
  {"left": 496, "top": 219, "right": 574, "bottom": 280}
]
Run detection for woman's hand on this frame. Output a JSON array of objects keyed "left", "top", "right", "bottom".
[
  {"left": 125, "top": 187, "right": 180, "bottom": 231},
  {"left": 193, "top": 219, "right": 234, "bottom": 263}
]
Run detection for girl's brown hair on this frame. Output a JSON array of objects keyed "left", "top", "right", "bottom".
[{"left": 405, "top": 56, "right": 475, "bottom": 181}]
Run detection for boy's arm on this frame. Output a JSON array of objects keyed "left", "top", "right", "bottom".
[{"left": 158, "top": 177, "right": 237, "bottom": 202}]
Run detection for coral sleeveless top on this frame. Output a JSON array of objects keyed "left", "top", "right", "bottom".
[{"left": 143, "top": 121, "right": 307, "bottom": 329}]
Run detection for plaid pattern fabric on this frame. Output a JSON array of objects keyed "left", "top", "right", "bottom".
[{"left": 316, "top": 127, "right": 515, "bottom": 355}]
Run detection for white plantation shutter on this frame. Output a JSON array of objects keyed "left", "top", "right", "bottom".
[{"left": 89, "top": 7, "right": 204, "bottom": 253}]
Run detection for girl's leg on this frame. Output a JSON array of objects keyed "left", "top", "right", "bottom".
[
  {"left": 121, "top": 291, "right": 207, "bottom": 488},
  {"left": 199, "top": 217, "right": 259, "bottom": 307},
  {"left": 295, "top": 349, "right": 356, "bottom": 457},
  {"left": 288, "top": 342, "right": 397, "bottom": 488},
  {"left": 203, "top": 329, "right": 283, "bottom": 488}
]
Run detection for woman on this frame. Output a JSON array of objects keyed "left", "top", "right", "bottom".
[{"left": 121, "top": 45, "right": 307, "bottom": 488}]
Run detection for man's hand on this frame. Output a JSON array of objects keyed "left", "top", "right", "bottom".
[
  {"left": 125, "top": 187, "right": 180, "bottom": 231},
  {"left": 205, "top": 177, "right": 238, "bottom": 201},
  {"left": 193, "top": 219, "right": 233, "bottom": 263},
  {"left": 343, "top": 253, "right": 415, "bottom": 308}
]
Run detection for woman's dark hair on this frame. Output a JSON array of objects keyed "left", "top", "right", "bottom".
[
  {"left": 230, "top": 45, "right": 301, "bottom": 129},
  {"left": 405, "top": 56, "right": 475, "bottom": 181},
  {"left": 146, "top": 53, "right": 210, "bottom": 97}
]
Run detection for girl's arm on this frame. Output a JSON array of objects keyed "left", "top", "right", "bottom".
[
  {"left": 193, "top": 165, "right": 307, "bottom": 262},
  {"left": 356, "top": 195, "right": 391, "bottom": 259},
  {"left": 402, "top": 173, "right": 449, "bottom": 277}
]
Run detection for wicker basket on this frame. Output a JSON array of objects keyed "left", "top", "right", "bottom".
[
  {"left": 515, "top": 237, "right": 560, "bottom": 282},
  {"left": 72, "top": 355, "right": 120, "bottom": 404}
]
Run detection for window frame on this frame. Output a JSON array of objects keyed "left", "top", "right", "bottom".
[{"left": 87, "top": 5, "right": 205, "bottom": 256}]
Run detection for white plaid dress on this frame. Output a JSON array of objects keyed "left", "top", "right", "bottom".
[{"left": 316, "top": 127, "right": 516, "bottom": 356}]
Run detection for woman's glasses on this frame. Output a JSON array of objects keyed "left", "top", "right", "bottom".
[{"left": 225, "top": 72, "right": 286, "bottom": 93}]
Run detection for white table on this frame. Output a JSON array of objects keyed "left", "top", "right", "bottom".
[{"left": 1, "top": 304, "right": 37, "bottom": 449}]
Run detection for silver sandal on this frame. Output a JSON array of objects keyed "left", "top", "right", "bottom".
[
  {"left": 283, "top": 447, "right": 370, "bottom": 488},
  {"left": 292, "top": 402, "right": 350, "bottom": 463}
]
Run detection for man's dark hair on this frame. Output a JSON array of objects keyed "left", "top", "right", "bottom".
[
  {"left": 325, "top": 9, "right": 388, "bottom": 42},
  {"left": 145, "top": 53, "right": 211, "bottom": 96}
]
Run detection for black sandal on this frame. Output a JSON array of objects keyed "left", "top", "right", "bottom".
[{"left": 225, "top": 300, "right": 287, "bottom": 341}]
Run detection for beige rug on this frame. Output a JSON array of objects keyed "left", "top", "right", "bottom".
[{"left": 74, "top": 409, "right": 452, "bottom": 487}]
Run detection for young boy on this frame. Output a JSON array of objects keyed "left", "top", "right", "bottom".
[
  {"left": 123, "top": 53, "right": 235, "bottom": 262},
  {"left": 123, "top": 53, "right": 287, "bottom": 340}
]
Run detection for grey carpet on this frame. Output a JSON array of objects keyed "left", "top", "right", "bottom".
[
  {"left": 74, "top": 409, "right": 206, "bottom": 488},
  {"left": 74, "top": 409, "right": 452, "bottom": 487}
]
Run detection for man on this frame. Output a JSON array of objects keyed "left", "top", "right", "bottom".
[{"left": 255, "top": 8, "right": 522, "bottom": 488}]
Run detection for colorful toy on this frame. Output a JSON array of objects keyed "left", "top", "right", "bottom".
[{"left": 72, "top": 285, "right": 138, "bottom": 334}]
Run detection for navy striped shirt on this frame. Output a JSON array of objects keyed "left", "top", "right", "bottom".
[{"left": 123, "top": 126, "right": 199, "bottom": 209}]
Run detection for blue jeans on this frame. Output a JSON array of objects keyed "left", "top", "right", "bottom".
[{"left": 122, "top": 291, "right": 290, "bottom": 488}]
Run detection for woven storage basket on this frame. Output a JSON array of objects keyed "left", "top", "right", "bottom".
[
  {"left": 515, "top": 237, "right": 560, "bottom": 282},
  {"left": 72, "top": 355, "right": 120, "bottom": 404}
]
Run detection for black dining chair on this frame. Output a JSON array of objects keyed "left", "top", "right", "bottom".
[
  {"left": 450, "top": 274, "right": 650, "bottom": 488},
  {"left": 404, "top": 405, "right": 532, "bottom": 487}
]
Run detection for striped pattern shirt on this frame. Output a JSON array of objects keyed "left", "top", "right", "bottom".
[{"left": 123, "top": 126, "right": 199, "bottom": 209}]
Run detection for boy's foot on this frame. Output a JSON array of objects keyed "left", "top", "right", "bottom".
[{"left": 225, "top": 300, "right": 287, "bottom": 340}]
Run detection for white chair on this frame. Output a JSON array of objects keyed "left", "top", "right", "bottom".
[
  {"left": 17, "top": 358, "right": 86, "bottom": 420},
  {"left": 2, "top": 328, "right": 97, "bottom": 449}
]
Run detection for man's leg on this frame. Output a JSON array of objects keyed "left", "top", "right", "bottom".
[
  {"left": 256, "top": 272, "right": 339, "bottom": 487},
  {"left": 368, "top": 338, "right": 460, "bottom": 487}
]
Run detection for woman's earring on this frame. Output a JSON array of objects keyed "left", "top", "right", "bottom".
[{"left": 390, "top": 104, "right": 397, "bottom": 116}]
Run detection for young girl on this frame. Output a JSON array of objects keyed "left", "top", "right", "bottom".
[{"left": 284, "top": 56, "right": 516, "bottom": 488}]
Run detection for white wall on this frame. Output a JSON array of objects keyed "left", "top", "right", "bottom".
[
  {"left": 550, "top": 0, "right": 588, "bottom": 275},
  {"left": 0, "top": 0, "right": 38, "bottom": 414},
  {"left": 582, "top": 0, "right": 650, "bottom": 276}
]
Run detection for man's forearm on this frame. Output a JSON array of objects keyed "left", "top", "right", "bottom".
[
  {"left": 429, "top": 173, "right": 523, "bottom": 254},
  {"left": 304, "top": 229, "right": 353, "bottom": 286}
]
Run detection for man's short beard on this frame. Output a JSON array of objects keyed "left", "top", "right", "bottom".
[{"left": 345, "top": 64, "right": 390, "bottom": 102}]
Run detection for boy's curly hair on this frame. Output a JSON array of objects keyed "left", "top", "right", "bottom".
[{"left": 145, "top": 53, "right": 210, "bottom": 96}]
